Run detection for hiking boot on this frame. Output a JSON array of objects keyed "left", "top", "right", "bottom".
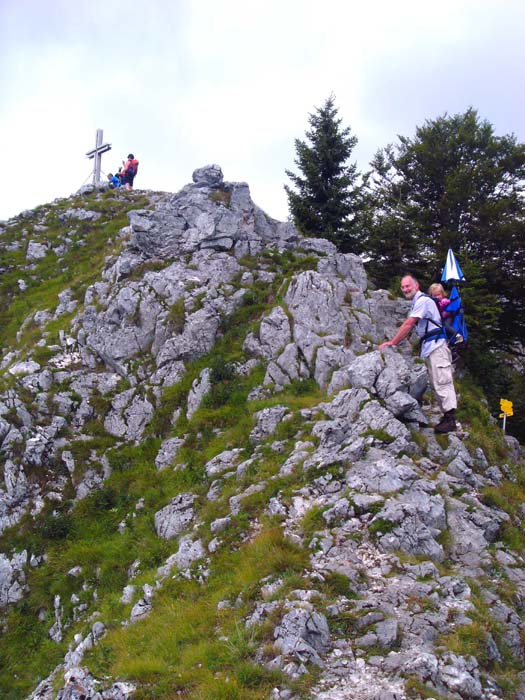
[{"left": 434, "top": 410, "right": 457, "bottom": 434}]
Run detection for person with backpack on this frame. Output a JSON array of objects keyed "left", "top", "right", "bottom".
[
  {"left": 121, "top": 153, "right": 139, "bottom": 191},
  {"left": 379, "top": 274, "right": 457, "bottom": 433}
]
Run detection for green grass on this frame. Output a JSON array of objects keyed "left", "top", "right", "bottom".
[
  {"left": 3, "top": 190, "right": 525, "bottom": 700},
  {"left": 410, "top": 428, "right": 429, "bottom": 454},
  {"left": 209, "top": 189, "right": 232, "bottom": 208},
  {"left": 0, "top": 236, "right": 331, "bottom": 699},
  {"left": 361, "top": 427, "right": 396, "bottom": 444},
  {"left": 480, "top": 480, "right": 525, "bottom": 553},
  {"left": 436, "top": 586, "right": 524, "bottom": 694},
  {"left": 368, "top": 517, "right": 396, "bottom": 536},
  {"left": 85, "top": 527, "right": 310, "bottom": 700},
  {"left": 405, "top": 676, "right": 454, "bottom": 699},
  {"left": 456, "top": 375, "right": 509, "bottom": 464},
  {"left": 439, "top": 621, "right": 491, "bottom": 665},
  {"left": 166, "top": 297, "right": 186, "bottom": 334},
  {"left": 0, "top": 192, "right": 148, "bottom": 351},
  {"left": 299, "top": 504, "right": 327, "bottom": 539}
]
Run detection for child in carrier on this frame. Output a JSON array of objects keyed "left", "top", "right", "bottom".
[{"left": 429, "top": 283, "right": 463, "bottom": 360}]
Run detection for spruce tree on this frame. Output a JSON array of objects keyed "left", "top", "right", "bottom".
[
  {"left": 285, "top": 96, "right": 363, "bottom": 250},
  {"left": 363, "top": 108, "right": 525, "bottom": 441},
  {"left": 364, "top": 108, "right": 525, "bottom": 350}
]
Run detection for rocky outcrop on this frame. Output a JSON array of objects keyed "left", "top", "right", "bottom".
[
  {"left": 0, "top": 166, "right": 523, "bottom": 700},
  {"left": 0, "top": 550, "right": 27, "bottom": 606},
  {"left": 154, "top": 493, "right": 196, "bottom": 540}
]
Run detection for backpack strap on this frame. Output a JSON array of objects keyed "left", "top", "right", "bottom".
[{"left": 418, "top": 294, "right": 447, "bottom": 344}]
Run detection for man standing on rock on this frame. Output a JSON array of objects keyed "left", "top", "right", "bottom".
[{"left": 379, "top": 275, "right": 457, "bottom": 433}]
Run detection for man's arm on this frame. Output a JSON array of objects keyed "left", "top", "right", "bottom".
[{"left": 378, "top": 316, "right": 418, "bottom": 349}]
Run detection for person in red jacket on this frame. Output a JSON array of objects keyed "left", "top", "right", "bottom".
[{"left": 121, "top": 153, "right": 139, "bottom": 190}]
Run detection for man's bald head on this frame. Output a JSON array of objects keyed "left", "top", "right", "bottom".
[{"left": 401, "top": 275, "right": 420, "bottom": 300}]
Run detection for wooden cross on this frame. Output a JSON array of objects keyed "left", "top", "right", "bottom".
[{"left": 85, "top": 129, "right": 112, "bottom": 186}]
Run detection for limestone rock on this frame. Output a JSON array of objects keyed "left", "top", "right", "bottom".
[
  {"left": 173, "top": 535, "right": 206, "bottom": 570},
  {"left": 104, "top": 390, "right": 154, "bottom": 441},
  {"left": 26, "top": 240, "right": 48, "bottom": 260},
  {"left": 155, "top": 437, "right": 185, "bottom": 470},
  {"left": 8, "top": 360, "right": 41, "bottom": 376},
  {"left": 192, "top": 164, "right": 224, "bottom": 186},
  {"left": 0, "top": 551, "right": 27, "bottom": 607},
  {"left": 154, "top": 493, "right": 196, "bottom": 540},
  {"left": 187, "top": 367, "right": 212, "bottom": 418},
  {"left": 204, "top": 448, "right": 243, "bottom": 478},
  {"left": 274, "top": 607, "right": 331, "bottom": 667},
  {"left": 250, "top": 406, "right": 290, "bottom": 444}
]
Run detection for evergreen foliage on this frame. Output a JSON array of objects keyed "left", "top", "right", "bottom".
[
  {"left": 363, "top": 107, "right": 525, "bottom": 349},
  {"left": 361, "top": 108, "right": 525, "bottom": 440},
  {"left": 284, "top": 95, "right": 364, "bottom": 251}
]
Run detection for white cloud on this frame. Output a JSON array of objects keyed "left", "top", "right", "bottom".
[{"left": 1, "top": 0, "right": 525, "bottom": 221}]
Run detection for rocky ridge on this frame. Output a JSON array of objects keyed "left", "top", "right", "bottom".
[{"left": 0, "top": 166, "right": 524, "bottom": 700}]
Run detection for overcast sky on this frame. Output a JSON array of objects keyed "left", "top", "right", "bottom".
[{"left": 1, "top": 0, "right": 525, "bottom": 222}]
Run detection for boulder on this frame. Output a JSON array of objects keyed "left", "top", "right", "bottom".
[
  {"left": 154, "top": 493, "right": 196, "bottom": 539},
  {"left": 274, "top": 607, "right": 331, "bottom": 667},
  {"left": 0, "top": 551, "right": 27, "bottom": 607},
  {"left": 155, "top": 437, "right": 185, "bottom": 470},
  {"left": 192, "top": 164, "right": 224, "bottom": 187}
]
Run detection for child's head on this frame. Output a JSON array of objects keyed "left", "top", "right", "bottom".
[{"left": 429, "top": 283, "right": 447, "bottom": 300}]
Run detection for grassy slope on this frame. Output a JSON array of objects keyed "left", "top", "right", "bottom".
[{"left": 0, "top": 196, "right": 524, "bottom": 700}]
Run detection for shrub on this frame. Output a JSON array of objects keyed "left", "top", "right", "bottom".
[
  {"left": 41, "top": 513, "right": 73, "bottom": 541},
  {"left": 300, "top": 505, "right": 327, "bottom": 538},
  {"left": 368, "top": 517, "right": 395, "bottom": 536},
  {"left": 167, "top": 298, "right": 185, "bottom": 334},
  {"left": 361, "top": 428, "right": 395, "bottom": 444},
  {"left": 209, "top": 189, "right": 231, "bottom": 207}
]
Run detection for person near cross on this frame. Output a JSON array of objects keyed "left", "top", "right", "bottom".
[
  {"left": 121, "top": 153, "right": 139, "bottom": 191},
  {"left": 378, "top": 274, "right": 458, "bottom": 434},
  {"left": 107, "top": 173, "right": 121, "bottom": 189}
]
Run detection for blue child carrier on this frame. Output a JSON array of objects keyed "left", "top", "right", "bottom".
[
  {"left": 442, "top": 285, "right": 468, "bottom": 345},
  {"left": 422, "top": 285, "right": 468, "bottom": 347}
]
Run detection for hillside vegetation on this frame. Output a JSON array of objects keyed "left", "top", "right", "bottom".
[{"left": 0, "top": 167, "right": 524, "bottom": 700}]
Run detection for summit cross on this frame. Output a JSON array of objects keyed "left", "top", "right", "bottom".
[{"left": 85, "top": 129, "right": 112, "bottom": 186}]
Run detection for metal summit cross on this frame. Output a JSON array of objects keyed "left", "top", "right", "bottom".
[{"left": 85, "top": 129, "right": 112, "bottom": 186}]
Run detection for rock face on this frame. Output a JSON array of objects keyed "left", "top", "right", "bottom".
[{"left": 1, "top": 165, "right": 524, "bottom": 700}]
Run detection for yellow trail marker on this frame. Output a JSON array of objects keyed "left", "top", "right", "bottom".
[
  {"left": 500, "top": 399, "right": 513, "bottom": 416},
  {"left": 499, "top": 398, "right": 513, "bottom": 433}
]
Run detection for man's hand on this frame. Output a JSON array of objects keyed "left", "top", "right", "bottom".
[{"left": 378, "top": 317, "right": 418, "bottom": 351}]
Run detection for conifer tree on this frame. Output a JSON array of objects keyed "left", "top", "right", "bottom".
[
  {"left": 363, "top": 108, "right": 525, "bottom": 441},
  {"left": 285, "top": 96, "right": 363, "bottom": 250},
  {"left": 364, "top": 108, "right": 525, "bottom": 351}
]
